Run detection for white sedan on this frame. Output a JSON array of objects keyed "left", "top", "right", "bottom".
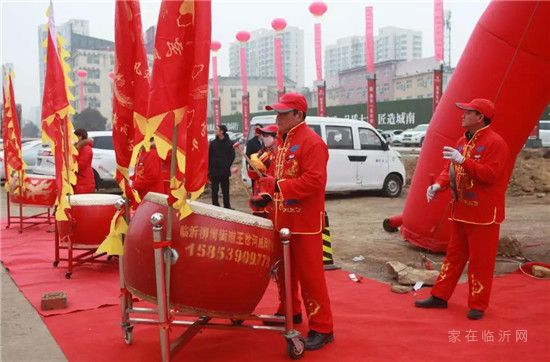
[{"left": 33, "top": 131, "right": 116, "bottom": 189}]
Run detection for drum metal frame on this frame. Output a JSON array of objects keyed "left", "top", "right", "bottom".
[
  {"left": 5, "top": 189, "right": 54, "bottom": 234},
  {"left": 53, "top": 219, "right": 112, "bottom": 279},
  {"left": 117, "top": 210, "right": 306, "bottom": 360},
  {"left": 53, "top": 195, "right": 118, "bottom": 279}
]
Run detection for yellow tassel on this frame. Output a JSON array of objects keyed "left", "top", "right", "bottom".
[{"left": 96, "top": 210, "right": 128, "bottom": 256}]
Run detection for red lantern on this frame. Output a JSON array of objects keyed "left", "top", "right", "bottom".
[
  {"left": 309, "top": 1, "right": 328, "bottom": 17},
  {"left": 211, "top": 40, "right": 221, "bottom": 52},
  {"left": 236, "top": 31, "right": 250, "bottom": 43},
  {"left": 271, "top": 18, "right": 287, "bottom": 32},
  {"left": 76, "top": 69, "right": 88, "bottom": 78}
]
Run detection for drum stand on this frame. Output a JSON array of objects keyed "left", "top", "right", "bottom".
[
  {"left": 118, "top": 212, "right": 306, "bottom": 361},
  {"left": 5, "top": 190, "right": 53, "bottom": 233}
]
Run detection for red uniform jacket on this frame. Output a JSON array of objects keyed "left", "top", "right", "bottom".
[
  {"left": 436, "top": 125, "right": 509, "bottom": 224},
  {"left": 74, "top": 140, "right": 95, "bottom": 194},
  {"left": 133, "top": 146, "right": 164, "bottom": 199},
  {"left": 271, "top": 122, "right": 328, "bottom": 234}
]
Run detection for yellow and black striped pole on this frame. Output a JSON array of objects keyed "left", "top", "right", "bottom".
[{"left": 323, "top": 211, "right": 339, "bottom": 270}]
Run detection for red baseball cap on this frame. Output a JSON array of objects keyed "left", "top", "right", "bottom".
[
  {"left": 456, "top": 98, "right": 495, "bottom": 119},
  {"left": 258, "top": 124, "right": 278, "bottom": 135},
  {"left": 265, "top": 92, "right": 308, "bottom": 113}
]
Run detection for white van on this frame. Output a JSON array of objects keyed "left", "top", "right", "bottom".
[{"left": 242, "top": 116, "right": 406, "bottom": 197}]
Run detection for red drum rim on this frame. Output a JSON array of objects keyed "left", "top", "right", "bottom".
[
  {"left": 68, "top": 193, "right": 122, "bottom": 206},
  {"left": 144, "top": 192, "right": 273, "bottom": 230}
]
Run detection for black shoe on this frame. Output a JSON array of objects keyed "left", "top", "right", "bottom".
[
  {"left": 305, "top": 330, "right": 334, "bottom": 350},
  {"left": 467, "top": 309, "right": 484, "bottom": 320},
  {"left": 414, "top": 296, "right": 448, "bottom": 308},
  {"left": 262, "top": 313, "right": 302, "bottom": 326}
]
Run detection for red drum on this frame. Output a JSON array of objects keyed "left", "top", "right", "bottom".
[
  {"left": 58, "top": 194, "right": 121, "bottom": 247},
  {"left": 123, "top": 192, "right": 276, "bottom": 318},
  {"left": 9, "top": 174, "right": 56, "bottom": 206}
]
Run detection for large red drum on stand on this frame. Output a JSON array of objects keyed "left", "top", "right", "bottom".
[
  {"left": 123, "top": 192, "right": 276, "bottom": 318},
  {"left": 9, "top": 174, "right": 56, "bottom": 206},
  {"left": 58, "top": 193, "right": 121, "bottom": 247}
]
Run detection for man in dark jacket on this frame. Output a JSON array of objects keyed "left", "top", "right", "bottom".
[
  {"left": 245, "top": 123, "right": 263, "bottom": 158},
  {"left": 208, "top": 124, "right": 235, "bottom": 209}
]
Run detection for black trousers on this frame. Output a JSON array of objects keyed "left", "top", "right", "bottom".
[{"left": 211, "top": 175, "right": 231, "bottom": 208}]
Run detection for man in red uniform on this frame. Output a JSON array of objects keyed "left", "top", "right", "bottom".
[
  {"left": 132, "top": 137, "right": 165, "bottom": 200},
  {"left": 255, "top": 93, "right": 334, "bottom": 350},
  {"left": 415, "top": 98, "right": 509, "bottom": 320},
  {"left": 74, "top": 128, "right": 95, "bottom": 194}
]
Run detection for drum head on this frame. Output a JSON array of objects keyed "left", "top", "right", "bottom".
[
  {"left": 144, "top": 192, "right": 273, "bottom": 229},
  {"left": 69, "top": 193, "right": 122, "bottom": 206}
]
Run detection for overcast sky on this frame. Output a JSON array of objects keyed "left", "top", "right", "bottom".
[{"left": 1, "top": 0, "right": 489, "bottom": 121}]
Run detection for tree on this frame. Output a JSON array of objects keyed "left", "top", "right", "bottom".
[
  {"left": 73, "top": 108, "right": 107, "bottom": 131},
  {"left": 22, "top": 121, "right": 40, "bottom": 138}
]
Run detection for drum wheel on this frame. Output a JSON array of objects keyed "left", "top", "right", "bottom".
[
  {"left": 123, "top": 326, "right": 134, "bottom": 345},
  {"left": 65, "top": 272, "right": 72, "bottom": 279},
  {"left": 286, "top": 336, "right": 305, "bottom": 360}
]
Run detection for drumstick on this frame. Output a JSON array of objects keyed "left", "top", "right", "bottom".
[{"left": 233, "top": 142, "right": 263, "bottom": 177}]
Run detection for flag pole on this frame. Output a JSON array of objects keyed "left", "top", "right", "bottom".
[
  {"left": 166, "top": 122, "right": 178, "bottom": 243},
  {"left": 63, "top": 116, "right": 71, "bottom": 201}
]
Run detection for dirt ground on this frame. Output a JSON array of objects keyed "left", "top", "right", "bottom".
[{"left": 202, "top": 148, "right": 550, "bottom": 284}]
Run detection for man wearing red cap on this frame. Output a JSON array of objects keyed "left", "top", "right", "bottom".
[
  {"left": 415, "top": 98, "right": 510, "bottom": 320},
  {"left": 256, "top": 92, "right": 334, "bottom": 350}
]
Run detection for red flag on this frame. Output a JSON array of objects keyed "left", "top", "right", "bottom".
[
  {"left": 112, "top": 0, "right": 150, "bottom": 205},
  {"left": 147, "top": 0, "right": 211, "bottom": 219},
  {"left": 2, "top": 68, "right": 25, "bottom": 192},
  {"left": 41, "top": 2, "right": 78, "bottom": 221}
]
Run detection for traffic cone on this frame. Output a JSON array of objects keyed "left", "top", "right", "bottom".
[{"left": 323, "top": 211, "right": 340, "bottom": 270}]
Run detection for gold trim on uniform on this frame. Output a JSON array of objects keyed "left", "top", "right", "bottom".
[
  {"left": 438, "top": 261, "right": 450, "bottom": 282},
  {"left": 305, "top": 298, "right": 321, "bottom": 318},
  {"left": 470, "top": 273, "right": 484, "bottom": 296}
]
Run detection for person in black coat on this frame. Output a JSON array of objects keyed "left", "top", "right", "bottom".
[
  {"left": 245, "top": 123, "right": 263, "bottom": 158},
  {"left": 208, "top": 124, "right": 235, "bottom": 209}
]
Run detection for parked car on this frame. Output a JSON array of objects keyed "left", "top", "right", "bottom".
[
  {"left": 381, "top": 129, "right": 404, "bottom": 145},
  {"left": 242, "top": 116, "right": 406, "bottom": 197},
  {"left": 400, "top": 123, "right": 429, "bottom": 147},
  {"left": 539, "top": 120, "right": 550, "bottom": 147},
  {"left": 0, "top": 139, "right": 46, "bottom": 180},
  {"left": 33, "top": 131, "right": 116, "bottom": 189},
  {"left": 22, "top": 139, "right": 47, "bottom": 171}
]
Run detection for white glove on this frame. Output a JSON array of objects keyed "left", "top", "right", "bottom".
[
  {"left": 426, "top": 183, "right": 441, "bottom": 203},
  {"left": 442, "top": 146, "right": 465, "bottom": 164}
]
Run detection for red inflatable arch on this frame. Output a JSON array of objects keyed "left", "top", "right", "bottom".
[{"left": 396, "top": 1, "right": 550, "bottom": 252}]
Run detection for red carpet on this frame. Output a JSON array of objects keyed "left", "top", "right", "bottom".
[
  {"left": 1, "top": 221, "right": 119, "bottom": 316},
  {"left": 43, "top": 271, "right": 550, "bottom": 362},
  {"left": 2, "top": 220, "right": 549, "bottom": 361}
]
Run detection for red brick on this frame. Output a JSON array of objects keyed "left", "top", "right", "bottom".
[{"left": 41, "top": 291, "right": 67, "bottom": 311}]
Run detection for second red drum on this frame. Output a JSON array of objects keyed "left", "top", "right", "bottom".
[{"left": 123, "top": 192, "right": 277, "bottom": 318}]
